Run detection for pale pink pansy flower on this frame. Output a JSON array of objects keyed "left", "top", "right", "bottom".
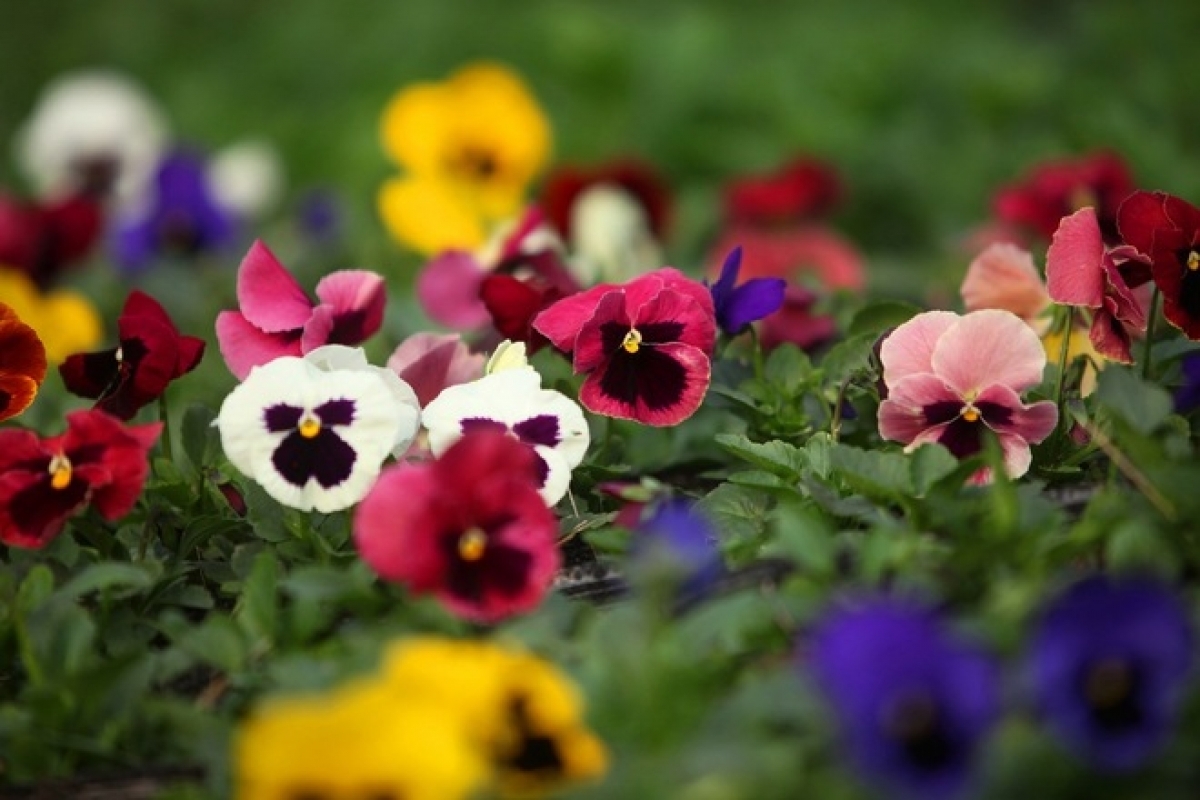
[
  {"left": 420, "top": 364, "right": 589, "bottom": 506},
  {"left": 878, "top": 309, "right": 1058, "bottom": 483},
  {"left": 215, "top": 240, "right": 386, "bottom": 380},
  {"left": 1046, "top": 207, "right": 1150, "bottom": 364},
  {"left": 386, "top": 332, "right": 485, "bottom": 408},
  {"left": 960, "top": 243, "right": 1052, "bottom": 334}
]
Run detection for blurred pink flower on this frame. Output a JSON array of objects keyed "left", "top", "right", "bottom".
[
  {"left": 960, "top": 243, "right": 1051, "bottom": 333},
  {"left": 387, "top": 332, "right": 485, "bottom": 407},
  {"left": 759, "top": 286, "right": 837, "bottom": 352}
]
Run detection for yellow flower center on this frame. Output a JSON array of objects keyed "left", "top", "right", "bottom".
[
  {"left": 298, "top": 416, "right": 321, "bottom": 439},
  {"left": 1188, "top": 251, "right": 1200, "bottom": 272},
  {"left": 961, "top": 406, "right": 980, "bottom": 423},
  {"left": 458, "top": 527, "right": 488, "bottom": 562},
  {"left": 49, "top": 454, "right": 72, "bottom": 490},
  {"left": 622, "top": 328, "right": 642, "bottom": 354}
]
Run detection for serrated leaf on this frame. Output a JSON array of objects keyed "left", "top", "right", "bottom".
[
  {"left": 699, "top": 483, "right": 773, "bottom": 551},
  {"left": 764, "top": 344, "right": 813, "bottom": 392},
  {"left": 805, "top": 433, "right": 833, "bottom": 480},
  {"left": 766, "top": 501, "right": 836, "bottom": 575},
  {"left": 828, "top": 443, "right": 912, "bottom": 501},
  {"left": 819, "top": 332, "right": 878, "bottom": 385},
  {"left": 715, "top": 433, "right": 807, "bottom": 480},
  {"left": 16, "top": 565, "right": 55, "bottom": 614}
]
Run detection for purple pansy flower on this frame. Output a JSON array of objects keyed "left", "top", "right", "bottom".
[
  {"left": 805, "top": 597, "right": 1000, "bottom": 800},
  {"left": 111, "top": 149, "right": 236, "bottom": 273},
  {"left": 1174, "top": 352, "right": 1200, "bottom": 413},
  {"left": 632, "top": 498, "right": 724, "bottom": 600},
  {"left": 1028, "top": 574, "right": 1194, "bottom": 772},
  {"left": 420, "top": 366, "right": 589, "bottom": 506},
  {"left": 707, "top": 246, "right": 787, "bottom": 336}
]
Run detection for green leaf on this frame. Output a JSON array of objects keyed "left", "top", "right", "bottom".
[
  {"left": 819, "top": 331, "right": 878, "bottom": 385},
  {"left": 1094, "top": 365, "right": 1173, "bottom": 434},
  {"left": 1105, "top": 520, "right": 1180, "bottom": 580},
  {"left": 176, "top": 616, "right": 247, "bottom": 673},
  {"left": 805, "top": 433, "right": 833, "bottom": 481},
  {"left": 16, "top": 565, "right": 55, "bottom": 614},
  {"left": 766, "top": 501, "right": 836, "bottom": 575},
  {"left": 714, "top": 433, "right": 807, "bottom": 480},
  {"left": 847, "top": 300, "right": 921, "bottom": 338},
  {"left": 763, "top": 344, "right": 813, "bottom": 392},
  {"left": 828, "top": 443, "right": 913, "bottom": 501},
  {"left": 181, "top": 403, "right": 218, "bottom": 468},
  {"left": 54, "top": 562, "right": 155, "bottom": 602},
  {"left": 908, "top": 443, "right": 958, "bottom": 496},
  {"left": 235, "top": 552, "right": 280, "bottom": 649},
  {"left": 700, "top": 483, "right": 773, "bottom": 556}
]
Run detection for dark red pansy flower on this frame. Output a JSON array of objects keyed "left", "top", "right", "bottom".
[
  {"left": 353, "top": 430, "right": 560, "bottom": 624},
  {"left": 59, "top": 290, "right": 205, "bottom": 419},
  {"left": 0, "top": 303, "right": 48, "bottom": 422},
  {"left": 723, "top": 156, "right": 842, "bottom": 226},
  {"left": 0, "top": 409, "right": 160, "bottom": 549},
  {"left": 993, "top": 150, "right": 1135, "bottom": 244},
  {"left": 0, "top": 192, "right": 103, "bottom": 288},
  {"left": 481, "top": 249, "right": 580, "bottom": 353},
  {"left": 1118, "top": 190, "right": 1200, "bottom": 339},
  {"left": 542, "top": 159, "right": 671, "bottom": 243},
  {"left": 533, "top": 268, "right": 717, "bottom": 426}
]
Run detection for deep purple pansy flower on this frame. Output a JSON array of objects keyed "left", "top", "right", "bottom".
[
  {"left": 806, "top": 597, "right": 1000, "bottom": 800},
  {"left": 707, "top": 246, "right": 786, "bottom": 336},
  {"left": 111, "top": 149, "right": 236, "bottom": 273},
  {"left": 1174, "top": 352, "right": 1200, "bottom": 413},
  {"left": 632, "top": 498, "right": 724, "bottom": 600},
  {"left": 1028, "top": 574, "right": 1194, "bottom": 772}
]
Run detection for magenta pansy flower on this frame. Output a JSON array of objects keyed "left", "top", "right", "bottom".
[
  {"left": 533, "top": 268, "right": 717, "bottom": 426},
  {"left": 877, "top": 309, "right": 1058, "bottom": 483},
  {"left": 215, "top": 240, "right": 386, "bottom": 380},
  {"left": 1046, "top": 207, "right": 1150, "bottom": 363},
  {"left": 1117, "top": 190, "right": 1200, "bottom": 340},
  {"left": 386, "top": 332, "right": 485, "bottom": 408}
]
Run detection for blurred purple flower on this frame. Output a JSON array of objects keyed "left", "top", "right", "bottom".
[
  {"left": 806, "top": 597, "right": 1000, "bottom": 800},
  {"left": 707, "top": 245, "right": 786, "bottom": 336},
  {"left": 1028, "top": 574, "right": 1194, "bottom": 772},
  {"left": 633, "top": 498, "right": 723, "bottom": 586},
  {"left": 111, "top": 149, "right": 236, "bottom": 274},
  {"left": 1174, "top": 352, "right": 1200, "bottom": 413}
]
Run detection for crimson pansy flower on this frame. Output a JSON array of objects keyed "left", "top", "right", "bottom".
[
  {"left": 1118, "top": 190, "right": 1200, "bottom": 339},
  {"left": 215, "top": 240, "right": 386, "bottom": 380},
  {"left": 0, "top": 192, "right": 103, "bottom": 288},
  {"left": 60, "top": 290, "right": 205, "bottom": 420},
  {"left": 353, "top": 431, "right": 560, "bottom": 624},
  {"left": 722, "top": 156, "right": 841, "bottom": 225},
  {"left": 994, "top": 150, "right": 1135, "bottom": 244},
  {"left": 480, "top": 249, "right": 580, "bottom": 353},
  {"left": 0, "top": 409, "right": 160, "bottom": 548},
  {"left": 533, "top": 268, "right": 717, "bottom": 426}
]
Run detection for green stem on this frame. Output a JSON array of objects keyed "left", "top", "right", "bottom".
[
  {"left": 1053, "top": 306, "right": 1075, "bottom": 435},
  {"left": 158, "top": 394, "right": 174, "bottom": 464},
  {"left": 748, "top": 325, "right": 765, "bottom": 382},
  {"left": 1141, "top": 286, "right": 1161, "bottom": 380}
]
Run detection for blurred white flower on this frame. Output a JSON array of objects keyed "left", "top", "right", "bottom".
[
  {"left": 209, "top": 138, "right": 286, "bottom": 219},
  {"left": 570, "top": 183, "right": 663, "bottom": 283},
  {"left": 14, "top": 69, "right": 168, "bottom": 208}
]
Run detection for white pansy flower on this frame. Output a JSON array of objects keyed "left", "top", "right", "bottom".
[
  {"left": 570, "top": 183, "right": 663, "bottom": 283},
  {"left": 421, "top": 367, "right": 589, "bottom": 506},
  {"left": 217, "top": 356, "right": 406, "bottom": 512}
]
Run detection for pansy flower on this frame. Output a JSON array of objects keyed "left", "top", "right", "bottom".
[
  {"left": 1028, "top": 575, "right": 1194, "bottom": 772},
  {"left": 877, "top": 309, "right": 1058, "bottom": 482},
  {"left": 0, "top": 267, "right": 102, "bottom": 365},
  {"left": 378, "top": 62, "right": 551, "bottom": 255},
  {"left": 1046, "top": 207, "right": 1150, "bottom": 363},
  {"left": 0, "top": 409, "right": 160, "bottom": 548},
  {"left": 111, "top": 149, "right": 237, "bottom": 274},
  {"left": 534, "top": 268, "right": 717, "bottom": 426},
  {"left": 960, "top": 243, "right": 1052, "bottom": 333},
  {"left": 216, "top": 356, "right": 410, "bottom": 513},
  {"left": 0, "top": 303, "right": 47, "bottom": 422},
  {"left": 235, "top": 676, "right": 490, "bottom": 800},
  {"left": 59, "top": 290, "right": 205, "bottom": 420},
  {"left": 805, "top": 597, "right": 1000, "bottom": 800},
  {"left": 541, "top": 159, "right": 671, "bottom": 283},
  {"left": 1117, "top": 190, "right": 1200, "bottom": 339},
  {"left": 1173, "top": 351, "right": 1200, "bottom": 413},
  {"left": 380, "top": 637, "right": 608, "bottom": 795},
  {"left": 215, "top": 240, "right": 386, "bottom": 380},
  {"left": 421, "top": 364, "right": 589, "bottom": 506},
  {"left": 386, "top": 332, "right": 485, "bottom": 408},
  {"left": 354, "top": 431, "right": 560, "bottom": 623},
  {"left": 631, "top": 498, "right": 725, "bottom": 608},
  {"left": 14, "top": 69, "right": 168, "bottom": 207},
  {"left": 993, "top": 150, "right": 1135, "bottom": 244},
  {"left": 0, "top": 192, "right": 104, "bottom": 287},
  {"left": 707, "top": 245, "right": 786, "bottom": 336}
]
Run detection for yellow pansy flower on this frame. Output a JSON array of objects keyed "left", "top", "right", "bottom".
[
  {"left": 378, "top": 62, "right": 552, "bottom": 255},
  {"left": 234, "top": 676, "right": 490, "bottom": 800},
  {"left": 0, "top": 267, "right": 102, "bottom": 366},
  {"left": 381, "top": 637, "right": 609, "bottom": 797},
  {"left": 1043, "top": 325, "right": 1103, "bottom": 397}
]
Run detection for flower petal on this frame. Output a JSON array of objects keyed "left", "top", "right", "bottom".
[
  {"left": 877, "top": 373, "right": 960, "bottom": 446},
  {"left": 313, "top": 269, "right": 387, "bottom": 343},
  {"left": 579, "top": 341, "right": 710, "bottom": 426},
  {"left": 415, "top": 251, "right": 491, "bottom": 330},
  {"left": 387, "top": 332, "right": 484, "bottom": 407},
  {"left": 377, "top": 176, "right": 487, "bottom": 256},
  {"left": 235, "top": 240, "right": 313, "bottom": 332},
  {"left": 931, "top": 309, "right": 1047, "bottom": 396},
  {"left": 215, "top": 310, "right": 303, "bottom": 381},
  {"left": 1046, "top": 208, "right": 1106, "bottom": 308},
  {"left": 975, "top": 384, "right": 1058, "bottom": 445},
  {"left": 532, "top": 283, "right": 621, "bottom": 354},
  {"left": 961, "top": 243, "right": 1050, "bottom": 325},
  {"left": 879, "top": 310, "right": 960, "bottom": 384}
]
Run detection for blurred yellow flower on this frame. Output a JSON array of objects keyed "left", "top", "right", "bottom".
[
  {"left": 234, "top": 677, "right": 490, "bottom": 800},
  {"left": 1044, "top": 325, "right": 1102, "bottom": 397},
  {"left": 378, "top": 62, "right": 552, "bottom": 255},
  {"left": 382, "top": 637, "right": 609, "bottom": 797},
  {"left": 0, "top": 267, "right": 102, "bottom": 365}
]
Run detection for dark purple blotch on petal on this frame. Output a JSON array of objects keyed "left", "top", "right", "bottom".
[
  {"left": 271, "top": 428, "right": 357, "bottom": 488},
  {"left": 264, "top": 403, "right": 303, "bottom": 433},
  {"left": 315, "top": 398, "right": 355, "bottom": 426},
  {"left": 598, "top": 347, "right": 688, "bottom": 412},
  {"left": 513, "top": 415, "right": 560, "bottom": 448},
  {"left": 461, "top": 417, "right": 508, "bottom": 436},
  {"left": 441, "top": 515, "right": 533, "bottom": 603}
]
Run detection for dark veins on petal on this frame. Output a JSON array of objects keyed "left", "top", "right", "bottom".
[
  {"left": 598, "top": 347, "right": 688, "bottom": 413},
  {"left": 265, "top": 403, "right": 304, "bottom": 433},
  {"left": 271, "top": 428, "right": 357, "bottom": 488},
  {"left": 513, "top": 415, "right": 560, "bottom": 447}
]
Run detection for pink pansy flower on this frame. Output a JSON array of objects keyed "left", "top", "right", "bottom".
[
  {"left": 960, "top": 243, "right": 1051, "bottom": 333},
  {"left": 533, "top": 268, "right": 717, "bottom": 427},
  {"left": 878, "top": 309, "right": 1058, "bottom": 483},
  {"left": 387, "top": 332, "right": 485, "bottom": 407},
  {"left": 1046, "top": 207, "right": 1151, "bottom": 364},
  {"left": 215, "top": 240, "right": 386, "bottom": 380}
]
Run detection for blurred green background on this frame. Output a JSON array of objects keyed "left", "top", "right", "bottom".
[{"left": 3, "top": 0, "right": 1199, "bottom": 291}]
